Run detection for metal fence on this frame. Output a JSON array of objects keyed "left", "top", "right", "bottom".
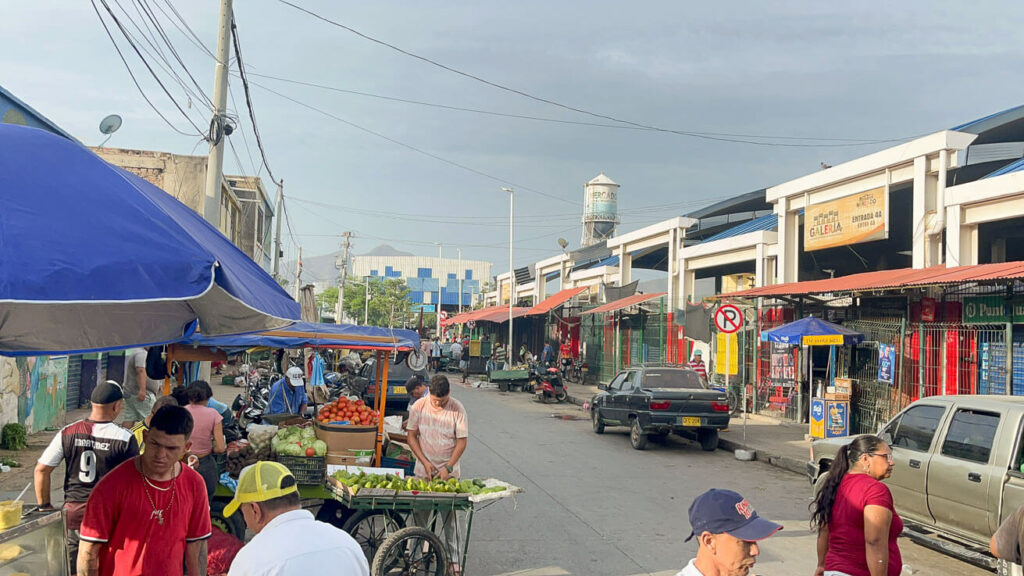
[{"left": 579, "top": 298, "right": 671, "bottom": 382}]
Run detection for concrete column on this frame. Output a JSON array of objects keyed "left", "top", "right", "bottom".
[
  {"left": 667, "top": 228, "right": 679, "bottom": 313},
  {"left": 683, "top": 264, "right": 697, "bottom": 304},
  {"left": 912, "top": 156, "right": 928, "bottom": 269},
  {"left": 966, "top": 226, "right": 979, "bottom": 266},
  {"left": 617, "top": 245, "right": 632, "bottom": 286},
  {"left": 755, "top": 242, "right": 765, "bottom": 287},
  {"left": 777, "top": 198, "right": 800, "bottom": 283},
  {"left": 945, "top": 204, "right": 964, "bottom": 267}
]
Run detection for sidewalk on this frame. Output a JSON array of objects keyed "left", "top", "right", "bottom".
[
  {"left": 0, "top": 404, "right": 92, "bottom": 501},
  {"left": 566, "top": 385, "right": 811, "bottom": 478}
]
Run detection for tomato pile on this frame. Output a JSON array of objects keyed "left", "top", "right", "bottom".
[{"left": 317, "top": 397, "right": 380, "bottom": 426}]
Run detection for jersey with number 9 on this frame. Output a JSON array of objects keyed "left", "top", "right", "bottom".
[{"left": 38, "top": 420, "right": 139, "bottom": 503}]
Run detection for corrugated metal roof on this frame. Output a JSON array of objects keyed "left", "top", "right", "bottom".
[
  {"left": 442, "top": 305, "right": 532, "bottom": 325},
  {"left": 583, "top": 292, "right": 666, "bottom": 315},
  {"left": 719, "top": 261, "right": 1024, "bottom": 299},
  {"left": 702, "top": 213, "right": 778, "bottom": 243},
  {"left": 985, "top": 157, "right": 1024, "bottom": 178},
  {"left": 952, "top": 104, "right": 1024, "bottom": 133},
  {"left": 526, "top": 287, "right": 587, "bottom": 315}
]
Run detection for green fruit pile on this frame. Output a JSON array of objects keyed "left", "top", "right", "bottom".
[{"left": 331, "top": 471, "right": 507, "bottom": 496}]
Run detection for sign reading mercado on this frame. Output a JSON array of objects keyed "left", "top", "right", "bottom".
[{"left": 805, "top": 187, "right": 888, "bottom": 251}]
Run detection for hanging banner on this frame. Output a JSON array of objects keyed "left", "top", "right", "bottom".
[
  {"left": 805, "top": 187, "right": 887, "bottom": 251},
  {"left": 878, "top": 343, "right": 896, "bottom": 383},
  {"left": 962, "top": 295, "right": 1024, "bottom": 324},
  {"left": 715, "top": 332, "right": 738, "bottom": 375},
  {"left": 769, "top": 343, "right": 795, "bottom": 384}
]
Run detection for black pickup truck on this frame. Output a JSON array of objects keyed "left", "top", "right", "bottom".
[{"left": 590, "top": 366, "right": 731, "bottom": 451}]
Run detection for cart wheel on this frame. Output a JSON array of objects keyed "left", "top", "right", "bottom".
[
  {"left": 372, "top": 526, "right": 449, "bottom": 576},
  {"left": 343, "top": 509, "right": 406, "bottom": 564},
  {"left": 315, "top": 499, "right": 352, "bottom": 529},
  {"left": 210, "top": 498, "right": 245, "bottom": 539}
]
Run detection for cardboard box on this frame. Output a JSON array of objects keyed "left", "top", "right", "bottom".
[
  {"left": 325, "top": 451, "right": 374, "bottom": 467},
  {"left": 315, "top": 421, "right": 376, "bottom": 453},
  {"left": 385, "top": 441, "right": 414, "bottom": 463}
]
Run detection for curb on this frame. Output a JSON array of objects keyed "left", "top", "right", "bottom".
[
  {"left": 570, "top": 393, "right": 807, "bottom": 478},
  {"left": 718, "top": 437, "right": 807, "bottom": 477}
]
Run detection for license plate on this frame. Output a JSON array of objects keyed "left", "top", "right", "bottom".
[
  {"left": 681, "top": 417, "right": 701, "bottom": 427},
  {"left": 391, "top": 386, "right": 406, "bottom": 394}
]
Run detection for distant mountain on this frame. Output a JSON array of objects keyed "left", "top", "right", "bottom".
[
  {"left": 359, "top": 244, "right": 414, "bottom": 257},
  {"left": 281, "top": 244, "right": 416, "bottom": 286}
]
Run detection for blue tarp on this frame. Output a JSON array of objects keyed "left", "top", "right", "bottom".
[
  {"left": 0, "top": 124, "right": 300, "bottom": 356},
  {"left": 760, "top": 316, "right": 864, "bottom": 346},
  {"left": 180, "top": 321, "right": 420, "bottom": 352}
]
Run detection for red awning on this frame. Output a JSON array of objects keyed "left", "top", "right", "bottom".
[
  {"left": 475, "top": 306, "right": 531, "bottom": 323},
  {"left": 583, "top": 292, "right": 666, "bottom": 315},
  {"left": 443, "top": 305, "right": 531, "bottom": 325},
  {"left": 721, "top": 261, "right": 1024, "bottom": 299},
  {"left": 525, "top": 287, "right": 588, "bottom": 315}
]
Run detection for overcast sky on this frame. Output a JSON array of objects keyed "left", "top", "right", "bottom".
[{"left": 4, "top": 1, "right": 1024, "bottom": 277}]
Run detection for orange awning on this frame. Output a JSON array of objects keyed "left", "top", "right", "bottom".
[
  {"left": 475, "top": 306, "right": 531, "bottom": 323},
  {"left": 718, "top": 261, "right": 1024, "bottom": 299},
  {"left": 583, "top": 292, "right": 666, "bottom": 315},
  {"left": 525, "top": 287, "right": 587, "bottom": 316}
]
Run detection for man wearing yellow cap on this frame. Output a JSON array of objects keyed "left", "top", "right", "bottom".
[{"left": 225, "top": 461, "right": 368, "bottom": 576}]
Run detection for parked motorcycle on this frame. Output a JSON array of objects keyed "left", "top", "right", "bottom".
[
  {"left": 531, "top": 365, "right": 568, "bottom": 403},
  {"left": 232, "top": 366, "right": 272, "bottom": 426}
]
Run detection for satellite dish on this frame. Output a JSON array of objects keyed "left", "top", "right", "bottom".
[
  {"left": 97, "top": 115, "right": 122, "bottom": 148},
  {"left": 557, "top": 238, "right": 568, "bottom": 250}
]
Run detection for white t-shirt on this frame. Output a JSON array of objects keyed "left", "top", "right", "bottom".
[
  {"left": 450, "top": 342, "right": 463, "bottom": 359},
  {"left": 228, "top": 509, "right": 368, "bottom": 576},
  {"left": 676, "top": 559, "right": 704, "bottom": 576}
]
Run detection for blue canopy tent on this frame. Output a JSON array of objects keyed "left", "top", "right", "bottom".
[
  {"left": 761, "top": 316, "right": 864, "bottom": 429},
  {"left": 761, "top": 316, "right": 864, "bottom": 346},
  {"left": 0, "top": 124, "right": 300, "bottom": 356},
  {"left": 176, "top": 321, "right": 420, "bottom": 352}
]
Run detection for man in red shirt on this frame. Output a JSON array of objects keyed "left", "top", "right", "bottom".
[{"left": 78, "top": 405, "right": 212, "bottom": 576}]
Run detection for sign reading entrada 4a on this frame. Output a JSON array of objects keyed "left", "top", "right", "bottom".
[
  {"left": 963, "top": 295, "right": 1024, "bottom": 324},
  {"left": 805, "top": 187, "right": 888, "bottom": 251}
]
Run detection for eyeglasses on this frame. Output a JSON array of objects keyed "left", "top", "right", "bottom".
[{"left": 867, "top": 452, "right": 894, "bottom": 463}]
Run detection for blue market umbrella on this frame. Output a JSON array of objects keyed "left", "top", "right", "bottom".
[
  {"left": 0, "top": 124, "right": 300, "bottom": 356},
  {"left": 179, "top": 321, "right": 421, "bottom": 352},
  {"left": 760, "top": 316, "right": 864, "bottom": 346}
]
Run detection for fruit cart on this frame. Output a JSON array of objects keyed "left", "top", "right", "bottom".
[
  {"left": 327, "top": 471, "right": 523, "bottom": 576},
  {"left": 487, "top": 368, "right": 531, "bottom": 392}
]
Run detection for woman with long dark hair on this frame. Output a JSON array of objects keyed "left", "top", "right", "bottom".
[
  {"left": 184, "top": 380, "right": 226, "bottom": 506},
  {"left": 811, "top": 434, "right": 902, "bottom": 576}
]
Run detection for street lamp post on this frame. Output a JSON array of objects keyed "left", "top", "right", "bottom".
[
  {"left": 436, "top": 242, "right": 443, "bottom": 337},
  {"left": 457, "top": 248, "right": 463, "bottom": 315},
  {"left": 502, "top": 187, "right": 514, "bottom": 366},
  {"left": 364, "top": 276, "right": 370, "bottom": 325}
]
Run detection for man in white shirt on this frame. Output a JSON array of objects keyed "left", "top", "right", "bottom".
[
  {"left": 226, "top": 461, "right": 369, "bottom": 576},
  {"left": 677, "top": 489, "right": 782, "bottom": 576}
]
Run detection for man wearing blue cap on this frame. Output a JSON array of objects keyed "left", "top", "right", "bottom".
[{"left": 679, "top": 488, "right": 783, "bottom": 576}]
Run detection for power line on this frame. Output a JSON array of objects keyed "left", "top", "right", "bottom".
[
  {"left": 247, "top": 71, "right": 912, "bottom": 146},
  {"left": 152, "top": 0, "right": 216, "bottom": 59},
  {"left": 231, "top": 13, "right": 279, "bottom": 185},
  {"left": 249, "top": 79, "right": 580, "bottom": 206},
  {"left": 90, "top": 0, "right": 206, "bottom": 136},
  {"left": 274, "top": 0, "right": 919, "bottom": 148},
  {"left": 227, "top": 83, "right": 261, "bottom": 176}
]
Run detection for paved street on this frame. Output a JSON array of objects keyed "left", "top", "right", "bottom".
[{"left": 449, "top": 379, "right": 989, "bottom": 576}]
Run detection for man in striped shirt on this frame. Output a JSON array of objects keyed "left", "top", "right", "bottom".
[{"left": 688, "top": 349, "right": 709, "bottom": 383}]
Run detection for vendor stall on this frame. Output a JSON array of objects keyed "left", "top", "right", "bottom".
[{"left": 761, "top": 316, "right": 863, "bottom": 438}]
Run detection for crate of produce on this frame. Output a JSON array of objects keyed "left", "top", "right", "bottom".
[
  {"left": 381, "top": 457, "right": 415, "bottom": 477},
  {"left": 274, "top": 455, "right": 326, "bottom": 485}
]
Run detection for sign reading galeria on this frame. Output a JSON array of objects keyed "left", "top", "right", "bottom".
[
  {"left": 963, "top": 295, "right": 1024, "bottom": 324},
  {"left": 805, "top": 187, "right": 887, "bottom": 251}
]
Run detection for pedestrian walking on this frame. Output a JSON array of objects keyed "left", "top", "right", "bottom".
[
  {"left": 121, "top": 348, "right": 161, "bottom": 427},
  {"left": 77, "top": 405, "right": 211, "bottom": 576},
  {"left": 460, "top": 340, "right": 471, "bottom": 383},
  {"left": 450, "top": 339, "right": 463, "bottom": 371},
  {"left": 185, "top": 380, "right": 227, "bottom": 506},
  {"left": 811, "top": 435, "right": 902, "bottom": 576},
  {"left": 688, "top": 349, "right": 708, "bottom": 382},
  {"left": 541, "top": 340, "right": 555, "bottom": 367},
  {"left": 430, "top": 337, "right": 442, "bottom": 372},
  {"left": 406, "top": 375, "right": 469, "bottom": 575},
  {"left": 678, "top": 488, "right": 782, "bottom": 576},
  {"left": 224, "top": 461, "right": 368, "bottom": 575},
  {"left": 35, "top": 381, "right": 139, "bottom": 574}
]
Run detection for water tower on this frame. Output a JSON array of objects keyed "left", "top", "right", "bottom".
[{"left": 581, "top": 173, "right": 620, "bottom": 247}]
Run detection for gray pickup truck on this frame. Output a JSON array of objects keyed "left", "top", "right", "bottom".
[{"left": 808, "top": 395, "right": 1024, "bottom": 571}]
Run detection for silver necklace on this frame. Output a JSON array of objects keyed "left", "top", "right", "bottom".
[{"left": 137, "top": 460, "right": 177, "bottom": 524}]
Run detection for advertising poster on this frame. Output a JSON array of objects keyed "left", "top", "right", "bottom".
[
  {"left": 769, "top": 343, "right": 795, "bottom": 384},
  {"left": 878, "top": 343, "right": 896, "bottom": 383},
  {"left": 805, "top": 187, "right": 887, "bottom": 251}
]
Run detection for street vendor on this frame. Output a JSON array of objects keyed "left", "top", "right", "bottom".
[{"left": 266, "top": 366, "right": 308, "bottom": 417}]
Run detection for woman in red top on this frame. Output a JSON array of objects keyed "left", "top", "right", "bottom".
[{"left": 811, "top": 434, "right": 902, "bottom": 576}]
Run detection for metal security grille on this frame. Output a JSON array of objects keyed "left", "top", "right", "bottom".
[
  {"left": 844, "top": 319, "right": 904, "bottom": 435},
  {"left": 580, "top": 297, "right": 669, "bottom": 382},
  {"left": 66, "top": 354, "right": 83, "bottom": 410}
]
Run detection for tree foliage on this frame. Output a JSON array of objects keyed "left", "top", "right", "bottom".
[{"left": 342, "top": 278, "right": 415, "bottom": 327}]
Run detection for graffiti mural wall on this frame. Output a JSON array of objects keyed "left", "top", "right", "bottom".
[{"left": 0, "top": 356, "right": 68, "bottom": 433}]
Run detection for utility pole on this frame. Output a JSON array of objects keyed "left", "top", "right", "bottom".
[
  {"left": 436, "top": 243, "right": 443, "bottom": 337},
  {"left": 457, "top": 248, "right": 463, "bottom": 315},
  {"left": 336, "top": 232, "right": 352, "bottom": 324},
  {"left": 294, "top": 246, "right": 302, "bottom": 300},
  {"left": 502, "top": 187, "right": 514, "bottom": 367},
  {"left": 202, "top": 0, "right": 233, "bottom": 227},
  {"left": 272, "top": 180, "right": 284, "bottom": 279}
]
